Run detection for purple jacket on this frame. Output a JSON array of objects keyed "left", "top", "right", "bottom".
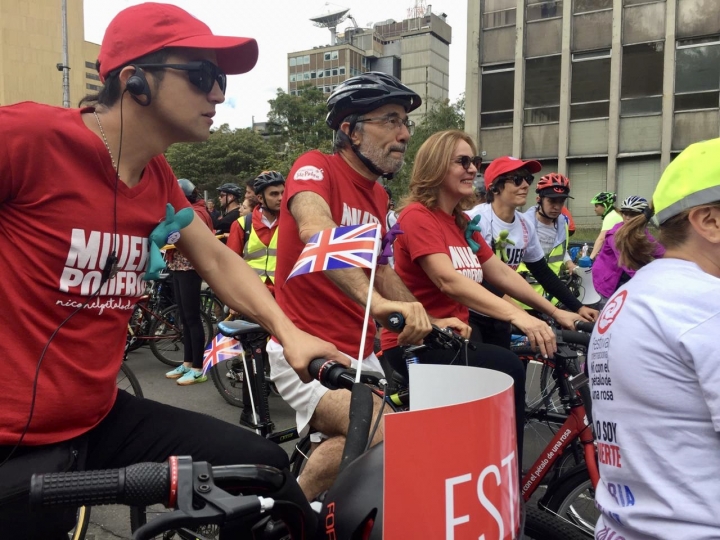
[{"left": 592, "top": 222, "right": 665, "bottom": 297}]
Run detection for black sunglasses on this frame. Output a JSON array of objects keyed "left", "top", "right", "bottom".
[
  {"left": 132, "top": 60, "right": 227, "bottom": 94},
  {"left": 500, "top": 174, "right": 535, "bottom": 187},
  {"left": 454, "top": 155, "right": 483, "bottom": 171}
]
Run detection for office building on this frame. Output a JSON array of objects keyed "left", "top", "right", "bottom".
[
  {"left": 1, "top": 0, "right": 100, "bottom": 108},
  {"left": 287, "top": 3, "right": 452, "bottom": 122},
  {"left": 465, "top": 0, "right": 720, "bottom": 225}
]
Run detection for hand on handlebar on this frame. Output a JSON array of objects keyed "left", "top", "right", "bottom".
[
  {"left": 510, "top": 311, "right": 557, "bottom": 358},
  {"left": 430, "top": 316, "right": 472, "bottom": 340},
  {"left": 577, "top": 306, "right": 599, "bottom": 322},
  {"left": 283, "top": 329, "right": 350, "bottom": 384},
  {"left": 372, "top": 300, "right": 431, "bottom": 346}
]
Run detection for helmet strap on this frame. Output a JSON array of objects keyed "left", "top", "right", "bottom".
[
  {"left": 347, "top": 120, "right": 393, "bottom": 179},
  {"left": 536, "top": 199, "right": 558, "bottom": 228}
]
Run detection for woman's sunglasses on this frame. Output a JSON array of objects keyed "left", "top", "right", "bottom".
[
  {"left": 500, "top": 174, "right": 535, "bottom": 187},
  {"left": 133, "top": 60, "right": 227, "bottom": 94},
  {"left": 454, "top": 155, "right": 483, "bottom": 171}
]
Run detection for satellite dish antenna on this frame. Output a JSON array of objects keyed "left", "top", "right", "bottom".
[{"left": 310, "top": 4, "right": 350, "bottom": 45}]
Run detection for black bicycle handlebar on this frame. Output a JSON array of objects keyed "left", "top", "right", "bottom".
[
  {"left": 574, "top": 320, "right": 595, "bottom": 334},
  {"left": 385, "top": 312, "right": 475, "bottom": 351}
]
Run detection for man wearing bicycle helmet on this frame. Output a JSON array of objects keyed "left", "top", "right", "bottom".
[
  {"left": 591, "top": 196, "right": 664, "bottom": 299},
  {"left": 519, "top": 173, "right": 577, "bottom": 297},
  {"left": 588, "top": 191, "right": 622, "bottom": 260},
  {"left": 215, "top": 182, "right": 245, "bottom": 234},
  {"left": 227, "top": 170, "right": 284, "bottom": 296},
  {"left": 466, "top": 158, "right": 597, "bottom": 347},
  {"left": 270, "top": 71, "right": 469, "bottom": 501},
  {"left": 590, "top": 138, "right": 720, "bottom": 539},
  {"left": 0, "top": 4, "right": 344, "bottom": 536}
]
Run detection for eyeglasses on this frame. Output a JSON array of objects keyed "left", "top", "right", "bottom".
[
  {"left": 454, "top": 155, "right": 483, "bottom": 171},
  {"left": 355, "top": 114, "right": 415, "bottom": 135},
  {"left": 500, "top": 174, "right": 535, "bottom": 187},
  {"left": 132, "top": 60, "right": 227, "bottom": 94}
]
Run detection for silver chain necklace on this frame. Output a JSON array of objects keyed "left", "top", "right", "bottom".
[{"left": 94, "top": 110, "right": 118, "bottom": 175}]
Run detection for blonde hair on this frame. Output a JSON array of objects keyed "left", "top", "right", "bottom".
[{"left": 400, "top": 130, "right": 478, "bottom": 229}]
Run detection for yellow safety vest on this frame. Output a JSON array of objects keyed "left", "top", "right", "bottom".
[
  {"left": 517, "top": 219, "right": 569, "bottom": 307},
  {"left": 237, "top": 215, "right": 279, "bottom": 283}
]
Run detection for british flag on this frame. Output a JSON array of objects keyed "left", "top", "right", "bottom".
[
  {"left": 288, "top": 223, "right": 381, "bottom": 280},
  {"left": 201, "top": 333, "right": 243, "bottom": 375}
]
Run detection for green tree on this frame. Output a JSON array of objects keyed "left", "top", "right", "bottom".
[
  {"left": 165, "top": 124, "right": 276, "bottom": 196},
  {"left": 267, "top": 85, "right": 334, "bottom": 161},
  {"left": 386, "top": 95, "right": 466, "bottom": 200}
]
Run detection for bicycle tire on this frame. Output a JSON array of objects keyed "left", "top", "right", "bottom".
[
  {"left": 541, "top": 466, "right": 598, "bottom": 536},
  {"left": 289, "top": 434, "right": 313, "bottom": 478},
  {"left": 126, "top": 303, "right": 149, "bottom": 352},
  {"left": 524, "top": 505, "right": 590, "bottom": 540},
  {"left": 68, "top": 505, "right": 91, "bottom": 540},
  {"left": 117, "top": 362, "right": 144, "bottom": 398},
  {"left": 149, "top": 305, "right": 213, "bottom": 367},
  {"left": 209, "top": 353, "right": 245, "bottom": 407}
]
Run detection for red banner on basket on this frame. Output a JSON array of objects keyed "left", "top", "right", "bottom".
[{"left": 384, "top": 373, "right": 518, "bottom": 539}]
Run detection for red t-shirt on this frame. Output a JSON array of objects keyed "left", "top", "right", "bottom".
[
  {"left": 0, "top": 102, "right": 189, "bottom": 444},
  {"left": 275, "top": 151, "right": 388, "bottom": 359},
  {"left": 380, "top": 203, "right": 494, "bottom": 351},
  {"left": 226, "top": 207, "right": 278, "bottom": 255}
]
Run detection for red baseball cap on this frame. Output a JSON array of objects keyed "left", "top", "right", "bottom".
[
  {"left": 484, "top": 156, "right": 542, "bottom": 190},
  {"left": 97, "top": 3, "right": 258, "bottom": 81}
]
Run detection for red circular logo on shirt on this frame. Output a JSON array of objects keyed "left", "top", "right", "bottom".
[{"left": 597, "top": 290, "right": 627, "bottom": 334}]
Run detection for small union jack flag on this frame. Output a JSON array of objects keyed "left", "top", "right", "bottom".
[
  {"left": 201, "top": 333, "right": 243, "bottom": 375},
  {"left": 288, "top": 223, "right": 380, "bottom": 280}
]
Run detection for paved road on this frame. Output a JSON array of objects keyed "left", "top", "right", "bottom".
[{"left": 85, "top": 346, "right": 297, "bottom": 540}]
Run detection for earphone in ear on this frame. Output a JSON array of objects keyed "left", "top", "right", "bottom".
[
  {"left": 490, "top": 185, "right": 500, "bottom": 194},
  {"left": 126, "top": 66, "right": 152, "bottom": 106}
]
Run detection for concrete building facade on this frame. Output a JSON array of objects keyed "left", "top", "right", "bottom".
[
  {"left": 288, "top": 9, "right": 452, "bottom": 123},
  {"left": 465, "top": 0, "right": 720, "bottom": 225},
  {"left": 0, "top": 0, "right": 99, "bottom": 108}
]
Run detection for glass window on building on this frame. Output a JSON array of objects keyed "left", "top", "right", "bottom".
[
  {"left": 570, "top": 50, "right": 611, "bottom": 119},
  {"left": 84, "top": 61, "right": 95, "bottom": 69},
  {"left": 524, "top": 55, "right": 561, "bottom": 124},
  {"left": 325, "top": 69, "right": 332, "bottom": 77},
  {"left": 675, "top": 38, "right": 720, "bottom": 111},
  {"left": 339, "top": 67, "right": 346, "bottom": 75},
  {"left": 303, "top": 72, "right": 310, "bottom": 80},
  {"left": 483, "top": 0, "right": 517, "bottom": 29},
  {"left": 289, "top": 57, "right": 297, "bottom": 67},
  {"left": 621, "top": 42, "right": 664, "bottom": 116},
  {"left": 303, "top": 55, "right": 311, "bottom": 64},
  {"left": 311, "top": 71, "right": 316, "bottom": 79},
  {"left": 324, "top": 52, "right": 331, "bottom": 61},
  {"left": 290, "top": 73, "right": 296, "bottom": 82},
  {"left": 317, "top": 71, "right": 323, "bottom": 79},
  {"left": 481, "top": 63, "right": 515, "bottom": 128},
  {"left": 324, "top": 86, "right": 331, "bottom": 93},
  {"left": 331, "top": 51, "right": 339, "bottom": 60},
  {"left": 573, "top": 0, "right": 612, "bottom": 13},
  {"left": 624, "top": 0, "right": 665, "bottom": 4},
  {"left": 527, "top": 1, "right": 563, "bottom": 21}
]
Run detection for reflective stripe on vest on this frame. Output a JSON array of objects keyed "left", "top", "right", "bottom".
[{"left": 237, "top": 216, "right": 278, "bottom": 283}]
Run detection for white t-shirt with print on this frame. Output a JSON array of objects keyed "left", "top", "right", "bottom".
[
  {"left": 466, "top": 202, "right": 544, "bottom": 270},
  {"left": 589, "top": 258, "right": 720, "bottom": 540}
]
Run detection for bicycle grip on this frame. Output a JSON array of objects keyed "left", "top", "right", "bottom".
[
  {"left": 560, "top": 330, "right": 591, "bottom": 348},
  {"left": 385, "top": 312, "right": 405, "bottom": 332},
  {"left": 574, "top": 320, "right": 595, "bottom": 333},
  {"left": 30, "top": 461, "right": 169, "bottom": 508}
]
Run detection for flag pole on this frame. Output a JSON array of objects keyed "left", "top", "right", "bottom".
[{"left": 355, "top": 224, "right": 382, "bottom": 383}]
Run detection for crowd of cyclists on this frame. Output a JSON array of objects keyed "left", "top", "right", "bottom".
[{"left": 1, "top": 2, "right": 718, "bottom": 539}]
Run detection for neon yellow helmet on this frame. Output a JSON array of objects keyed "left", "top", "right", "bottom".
[{"left": 653, "top": 138, "right": 720, "bottom": 224}]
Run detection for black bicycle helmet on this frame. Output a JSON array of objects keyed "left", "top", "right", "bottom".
[
  {"left": 217, "top": 182, "right": 244, "bottom": 199},
  {"left": 326, "top": 71, "right": 422, "bottom": 130},
  {"left": 253, "top": 170, "right": 285, "bottom": 196}
]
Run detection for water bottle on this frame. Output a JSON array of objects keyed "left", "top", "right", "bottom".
[{"left": 580, "top": 243, "right": 589, "bottom": 258}]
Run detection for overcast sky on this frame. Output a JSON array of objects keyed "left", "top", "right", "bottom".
[{"left": 83, "top": 0, "right": 468, "bottom": 129}]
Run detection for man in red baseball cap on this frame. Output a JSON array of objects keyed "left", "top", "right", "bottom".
[
  {"left": 0, "top": 4, "right": 344, "bottom": 537},
  {"left": 466, "top": 156, "right": 597, "bottom": 347}
]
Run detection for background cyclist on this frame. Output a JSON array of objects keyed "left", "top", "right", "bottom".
[
  {"left": 592, "top": 195, "right": 665, "bottom": 300},
  {"left": 590, "top": 137, "right": 720, "bottom": 539},
  {"left": 588, "top": 191, "right": 622, "bottom": 261},
  {"left": 215, "top": 182, "right": 245, "bottom": 234},
  {"left": 517, "top": 173, "right": 577, "bottom": 306}
]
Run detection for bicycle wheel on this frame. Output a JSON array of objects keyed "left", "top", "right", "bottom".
[
  {"left": 149, "top": 305, "right": 213, "bottom": 367},
  {"left": 289, "top": 434, "right": 313, "bottom": 478},
  {"left": 200, "top": 290, "right": 225, "bottom": 324},
  {"left": 209, "top": 353, "right": 245, "bottom": 407},
  {"left": 117, "top": 362, "right": 144, "bottom": 398},
  {"left": 126, "top": 303, "right": 150, "bottom": 352},
  {"left": 541, "top": 467, "right": 599, "bottom": 536},
  {"left": 68, "top": 505, "right": 90, "bottom": 540},
  {"left": 524, "top": 505, "right": 589, "bottom": 540}
]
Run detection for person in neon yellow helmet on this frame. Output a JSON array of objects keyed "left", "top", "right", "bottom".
[{"left": 589, "top": 137, "right": 720, "bottom": 539}]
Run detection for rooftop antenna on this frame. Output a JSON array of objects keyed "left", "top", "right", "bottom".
[
  {"left": 407, "top": 0, "right": 427, "bottom": 19},
  {"left": 310, "top": 3, "right": 351, "bottom": 45}
]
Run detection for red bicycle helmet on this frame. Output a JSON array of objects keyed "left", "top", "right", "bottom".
[{"left": 536, "top": 173, "right": 571, "bottom": 196}]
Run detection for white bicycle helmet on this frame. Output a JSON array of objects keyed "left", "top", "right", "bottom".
[{"left": 620, "top": 195, "right": 649, "bottom": 214}]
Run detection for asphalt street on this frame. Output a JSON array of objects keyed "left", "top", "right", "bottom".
[{"left": 85, "top": 346, "right": 297, "bottom": 540}]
